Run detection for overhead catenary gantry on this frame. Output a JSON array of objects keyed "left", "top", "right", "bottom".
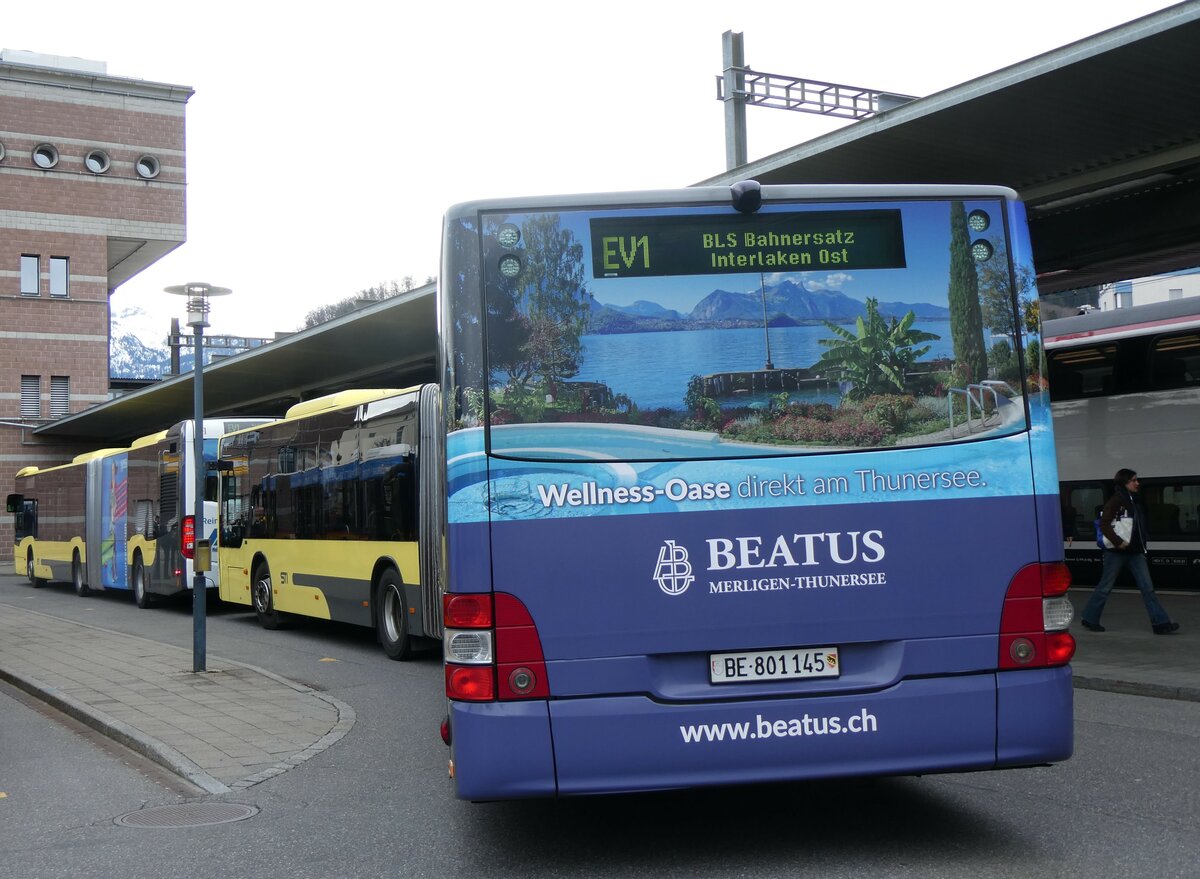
[{"left": 717, "top": 30, "right": 915, "bottom": 170}]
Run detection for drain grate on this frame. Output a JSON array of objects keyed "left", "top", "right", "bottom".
[{"left": 115, "top": 802, "right": 259, "bottom": 828}]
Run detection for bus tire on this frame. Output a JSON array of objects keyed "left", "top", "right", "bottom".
[
  {"left": 252, "top": 561, "right": 286, "bottom": 630},
  {"left": 133, "top": 555, "right": 156, "bottom": 609},
  {"left": 27, "top": 551, "right": 45, "bottom": 588},
  {"left": 72, "top": 551, "right": 91, "bottom": 597},
  {"left": 376, "top": 568, "right": 413, "bottom": 661}
]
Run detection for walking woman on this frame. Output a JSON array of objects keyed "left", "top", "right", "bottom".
[{"left": 1080, "top": 468, "right": 1180, "bottom": 634}]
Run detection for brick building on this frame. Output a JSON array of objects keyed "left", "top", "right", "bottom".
[{"left": 0, "top": 50, "right": 192, "bottom": 558}]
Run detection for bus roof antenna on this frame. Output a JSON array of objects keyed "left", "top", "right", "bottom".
[{"left": 731, "top": 180, "right": 762, "bottom": 213}]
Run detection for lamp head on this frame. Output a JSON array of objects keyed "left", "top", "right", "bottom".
[{"left": 164, "top": 282, "right": 232, "bottom": 329}]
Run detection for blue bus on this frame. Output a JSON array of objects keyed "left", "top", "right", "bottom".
[{"left": 437, "top": 182, "right": 1074, "bottom": 799}]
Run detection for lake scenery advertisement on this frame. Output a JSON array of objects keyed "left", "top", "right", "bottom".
[{"left": 462, "top": 197, "right": 1041, "bottom": 461}]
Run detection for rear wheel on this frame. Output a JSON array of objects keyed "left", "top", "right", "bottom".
[
  {"left": 72, "top": 551, "right": 90, "bottom": 597},
  {"left": 377, "top": 568, "right": 412, "bottom": 661},
  {"left": 252, "top": 561, "right": 285, "bottom": 629},
  {"left": 27, "top": 552, "right": 45, "bottom": 588},
  {"left": 133, "top": 555, "right": 156, "bottom": 608}
]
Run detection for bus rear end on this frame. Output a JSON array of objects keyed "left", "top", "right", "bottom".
[{"left": 439, "top": 183, "right": 1073, "bottom": 799}]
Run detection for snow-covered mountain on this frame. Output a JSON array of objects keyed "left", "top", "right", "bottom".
[
  {"left": 109, "top": 304, "right": 248, "bottom": 379},
  {"left": 110, "top": 305, "right": 173, "bottom": 379}
]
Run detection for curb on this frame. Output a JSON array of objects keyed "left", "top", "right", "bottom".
[
  {"left": 0, "top": 610, "right": 357, "bottom": 794},
  {"left": 1073, "top": 675, "right": 1200, "bottom": 704},
  {"left": 215, "top": 659, "right": 358, "bottom": 791},
  {"left": 0, "top": 664, "right": 232, "bottom": 795}
]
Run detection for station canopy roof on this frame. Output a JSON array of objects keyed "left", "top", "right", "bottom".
[
  {"left": 38, "top": 1, "right": 1200, "bottom": 444},
  {"left": 702, "top": 1, "right": 1200, "bottom": 295},
  {"left": 37, "top": 284, "right": 437, "bottom": 442}
]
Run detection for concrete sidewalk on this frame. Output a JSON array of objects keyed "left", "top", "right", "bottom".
[
  {"left": 0, "top": 586, "right": 1194, "bottom": 795},
  {"left": 1065, "top": 586, "right": 1199, "bottom": 702},
  {"left": 0, "top": 605, "right": 355, "bottom": 794}
]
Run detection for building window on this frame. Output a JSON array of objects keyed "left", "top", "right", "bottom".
[
  {"left": 84, "top": 149, "right": 110, "bottom": 174},
  {"left": 50, "top": 376, "right": 70, "bottom": 418},
  {"left": 136, "top": 155, "right": 161, "bottom": 179},
  {"left": 32, "top": 144, "right": 59, "bottom": 169},
  {"left": 21, "top": 375, "right": 41, "bottom": 418},
  {"left": 0, "top": 141, "right": 6, "bottom": 162},
  {"left": 21, "top": 255, "right": 39, "bottom": 295},
  {"left": 49, "top": 257, "right": 69, "bottom": 297}
]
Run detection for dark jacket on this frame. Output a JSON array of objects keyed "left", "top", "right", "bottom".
[{"left": 1100, "top": 489, "right": 1146, "bottom": 553}]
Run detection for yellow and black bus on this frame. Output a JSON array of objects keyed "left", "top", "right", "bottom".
[{"left": 216, "top": 387, "right": 443, "bottom": 659}]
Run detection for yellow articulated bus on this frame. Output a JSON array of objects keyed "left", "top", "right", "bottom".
[
  {"left": 11, "top": 447, "right": 129, "bottom": 594},
  {"left": 10, "top": 418, "right": 270, "bottom": 604},
  {"left": 216, "top": 386, "right": 443, "bottom": 659}
]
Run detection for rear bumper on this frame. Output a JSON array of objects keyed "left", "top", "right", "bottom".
[{"left": 448, "top": 666, "right": 1073, "bottom": 799}]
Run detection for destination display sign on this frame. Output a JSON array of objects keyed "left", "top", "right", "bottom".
[{"left": 590, "top": 209, "right": 906, "bottom": 279}]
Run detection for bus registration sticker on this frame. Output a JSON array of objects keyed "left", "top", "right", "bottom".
[{"left": 710, "top": 647, "right": 839, "bottom": 684}]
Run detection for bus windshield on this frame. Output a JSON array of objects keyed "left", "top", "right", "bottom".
[{"left": 475, "top": 198, "right": 1033, "bottom": 462}]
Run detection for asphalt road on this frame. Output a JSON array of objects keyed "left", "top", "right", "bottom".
[{"left": 1, "top": 578, "right": 1197, "bottom": 879}]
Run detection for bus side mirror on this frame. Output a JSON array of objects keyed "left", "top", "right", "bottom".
[{"left": 6, "top": 494, "right": 23, "bottom": 513}]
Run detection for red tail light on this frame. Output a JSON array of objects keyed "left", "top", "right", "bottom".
[
  {"left": 445, "top": 665, "right": 494, "bottom": 701},
  {"left": 443, "top": 592, "right": 548, "bottom": 702},
  {"left": 999, "top": 562, "right": 1075, "bottom": 669},
  {"left": 1040, "top": 562, "right": 1072, "bottom": 596},
  {"left": 181, "top": 515, "right": 196, "bottom": 560},
  {"left": 1045, "top": 632, "right": 1077, "bottom": 666},
  {"left": 444, "top": 593, "right": 492, "bottom": 628},
  {"left": 494, "top": 593, "right": 549, "bottom": 700}
]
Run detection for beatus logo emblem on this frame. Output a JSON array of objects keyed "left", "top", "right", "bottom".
[{"left": 653, "top": 540, "right": 694, "bottom": 596}]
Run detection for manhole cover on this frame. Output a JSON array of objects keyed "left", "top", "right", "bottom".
[{"left": 115, "top": 803, "right": 259, "bottom": 828}]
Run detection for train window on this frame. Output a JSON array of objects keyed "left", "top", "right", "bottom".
[
  {"left": 1147, "top": 480, "right": 1200, "bottom": 537},
  {"left": 1062, "top": 484, "right": 1106, "bottom": 541},
  {"left": 1150, "top": 333, "right": 1200, "bottom": 390},
  {"left": 1048, "top": 345, "right": 1117, "bottom": 400}
]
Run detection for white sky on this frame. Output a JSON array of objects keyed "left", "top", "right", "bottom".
[{"left": 4, "top": 0, "right": 1180, "bottom": 340}]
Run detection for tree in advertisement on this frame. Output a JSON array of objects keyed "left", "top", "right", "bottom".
[
  {"left": 947, "top": 201, "right": 989, "bottom": 385},
  {"left": 445, "top": 217, "right": 487, "bottom": 427},
  {"left": 477, "top": 213, "right": 593, "bottom": 422},
  {"left": 978, "top": 235, "right": 1037, "bottom": 352},
  {"left": 517, "top": 213, "right": 591, "bottom": 394},
  {"left": 816, "top": 297, "right": 938, "bottom": 402}
]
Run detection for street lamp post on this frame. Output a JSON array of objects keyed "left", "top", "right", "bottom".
[{"left": 164, "top": 282, "right": 232, "bottom": 673}]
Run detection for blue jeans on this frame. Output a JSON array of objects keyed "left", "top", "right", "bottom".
[{"left": 1081, "top": 550, "right": 1171, "bottom": 627}]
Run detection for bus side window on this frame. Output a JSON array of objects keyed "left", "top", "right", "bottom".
[
  {"left": 249, "top": 484, "right": 267, "bottom": 538},
  {"left": 14, "top": 499, "right": 37, "bottom": 540},
  {"left": 134, "top": 499, "right": 157, "bottom": 538},
  {"left": 220, "top": 472, "right": 246, "bottom": 548}
]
